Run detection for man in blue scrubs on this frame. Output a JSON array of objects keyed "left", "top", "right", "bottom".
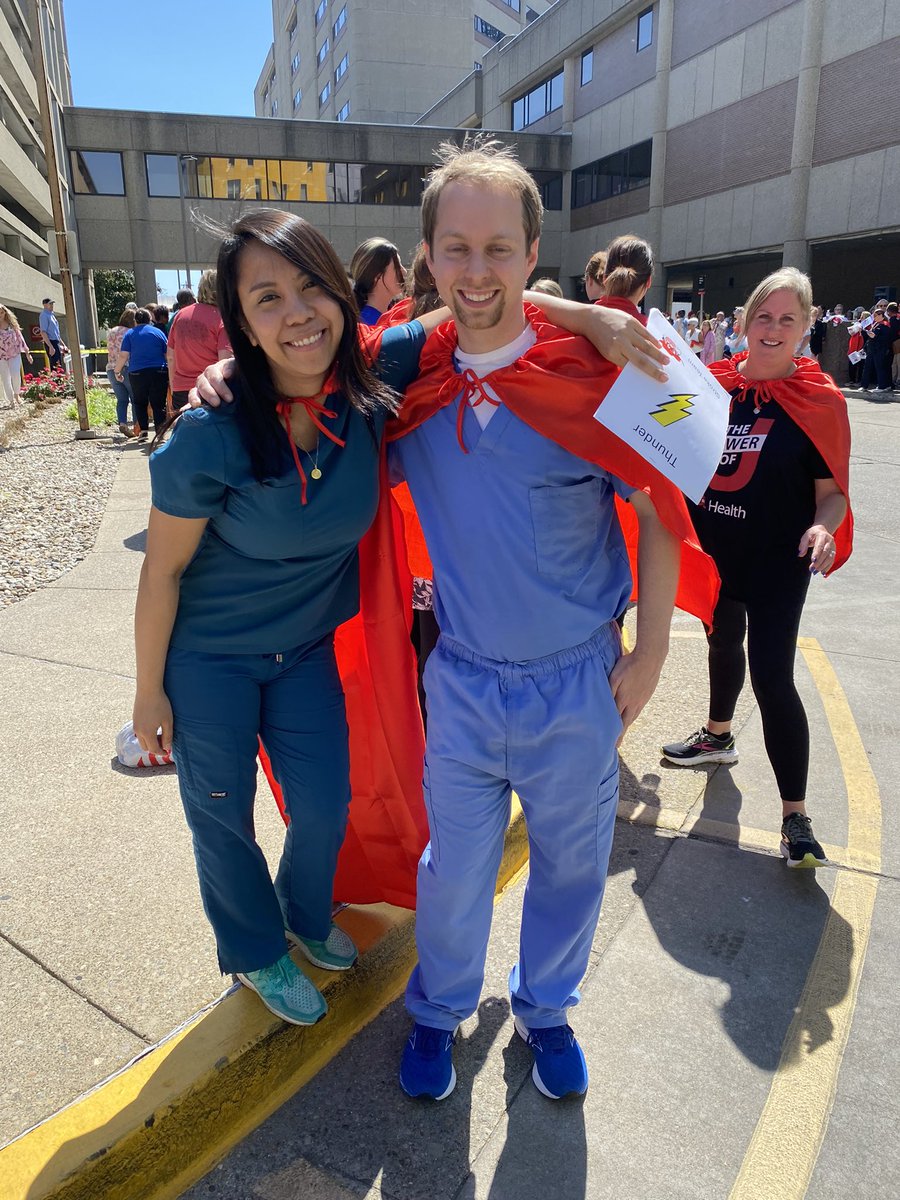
[{"left": 394, "top": 142, "right": 680, "bottom": 1102}]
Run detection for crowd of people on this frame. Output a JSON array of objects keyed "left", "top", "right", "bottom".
[{"left": 119, "top": 136, "right": 859, "bottom": 1108}]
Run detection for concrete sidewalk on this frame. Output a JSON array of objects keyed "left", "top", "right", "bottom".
[{"left": 2, "top": 392, "right": 899, "bottom": 1199}]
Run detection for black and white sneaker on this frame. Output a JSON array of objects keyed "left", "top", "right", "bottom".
[
  {"left": 661, "top": 726, "right": 738, "bottom": 766},
  {"left": 780, "top": 813, "right": 827, "bottom": 869}
]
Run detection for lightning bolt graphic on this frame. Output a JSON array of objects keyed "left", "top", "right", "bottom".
[{"left": 650, "top": 394, "right": 695, "bottom": 427}]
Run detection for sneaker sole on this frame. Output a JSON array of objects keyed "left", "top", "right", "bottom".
[
  {"left": 661, "top": 749, "right": 738, "bottom": 767},
  {"left": 514, "top": 1018, "right": 587, "bottom": 1100},
  {"left": 399, "top": 1064, "right": 457, "bottom": 1101},
  {"left": 235, "top": 973, "right": 327, "bottom": 1025},
  {"left": 781, "top": 846, "right": 827, "bottom": 869},
  {"left": 285, "top": 929, "right": 358, "bottom": 972}
]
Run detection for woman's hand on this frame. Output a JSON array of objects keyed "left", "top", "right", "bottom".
[
  {"left": 799, "top": 523, "right": 836, "bottom": 575},
  {"left": 188, "top": 358, "right": 237, "bottom": 408},
  {"left": 133, "top": 689, "right": 174, "bottom": 755}
]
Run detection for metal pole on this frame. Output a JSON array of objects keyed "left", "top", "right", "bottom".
[
  {"left": 31, "top": 0, "right": 91, "bottom": 434},
  {"left": 177, "top": 155, "right": 195, "bottom": 290}
]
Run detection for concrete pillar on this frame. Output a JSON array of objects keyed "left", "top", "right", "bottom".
[
  {"left": 781, "top": 0, "right": 825, "bottom": 275},
  {"left": 122, "top": 149, "right": 158, "bottom": 307},
  {"left": 644, "top": 0, "right": 674, "bottom": 313},
  {"left": 561, "top": 53, "right": 577, "bottom": 132}
]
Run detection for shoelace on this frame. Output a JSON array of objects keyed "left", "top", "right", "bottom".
[
  {"left": 529, "top": 1026, "right": 572, "bottom": 1054},
  {"left": 783, "top": 813, "right": 813, "bottom": 839},
  {"left": 412, "top": 1025, "right": 454, "bottom": 1059}
]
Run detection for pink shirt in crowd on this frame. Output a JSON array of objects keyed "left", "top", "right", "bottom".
[
  {"left": 0, "top": 327, "right": 28, "bottom": 361},
  {"left": 166, "top": 303, "right": 231, "bottom": 391}
]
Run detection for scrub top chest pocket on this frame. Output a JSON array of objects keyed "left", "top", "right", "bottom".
[{"left": 529, "top": 477, "right": 603, "bottom": 585}]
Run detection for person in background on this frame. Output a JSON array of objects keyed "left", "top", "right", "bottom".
[
  {"left": 166, "top": 270, "right": 231, "bottom": 409},
  {"left": 808, "top": 304, "right": 826, "bottom": 363},
  {"left": 713, "top": 311, "right": 728, "bottom": 360},
  {"left": 663, "top": 267, "right": 852, "bottom": 870},
  {"left": 152, "top": 304, "right": 170, "bottom": 334},
  {"left": 167, "top": 289, "right": 196, "bottom": 333},
  {"left": 350, "top": 238, "right": 406, "bottom": 325},
  {"left": 861, "top": 303, "right": 894, "bottom": 394},
  {"left": 115, "top": 308, "right": 168, "bottom": 441},
  {"left": 582, "top": 250, "right": 606, "bottom": 301},
  {"left": 687, "top": 316, "right": 702, "bottom": 355},
  {"left": 0, "top": 304, "right": 33, "bottom": 406},
  {"left": 39, "top": 298, "right": 67, "bottom": 371},
  {"left": 672, "top": 309, "right": 688, "bottom": 339},
  {"left": 847, "top": 313, "right": 867, "bottom": 387},
  {"left": 887, "top": 301, "right": 900, "bottom": 391},
  {"left": 106, "top": 308, "right": 136, "bottom": 437},
  {"left": 725, "top": 308, "right": 747, "bottom": 356},
  {"left": 700, "top": 318, "right": 717, "bottom": 365},
  {"left": 530, "top": 277, "right": 564, "bottom": 298}
]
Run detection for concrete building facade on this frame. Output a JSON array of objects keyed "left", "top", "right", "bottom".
[
  {"left": 0, "top": 0, "right": 70, "bottom": 340},
  {"left": 253, "top": 0, "right": 552, "bottom": 127},
  {"left": 63, "top": 108, "right": 568, "bottom": 305},
  {"left": 422, "top": 0, "right": 900, "bottom": 313}
]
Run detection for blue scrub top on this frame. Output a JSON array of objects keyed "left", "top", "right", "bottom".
[
  {"left": 390, "top": 397, "right": 635, "bottom": 663},
  {"left": 150, "top": 321, "right": 424, "bottom": 654}
]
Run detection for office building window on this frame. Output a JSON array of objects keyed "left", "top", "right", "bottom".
[
  {"left": 145, "top": 153, "right": 179, "bottom": 196},
  {"left": 531, "top": 170, "right": 563, "bottom": 211},
  {"left": 293, "top": 88, "right": 302, "bottom": 109},
  {"left": 637, "top": 7, "right": 653, "bottom": 51},
  {"left": 526, "top": 6, "right": 539, "bottom": 22},
  {"left": 511, "top": 69, "right": 563, "bottom": 130},
  {"left": 288, "top": 16, "right": 297, "bottom": 39},
  {"left": 581, "top": 48, "right": 593, "bottom": 86},
  {"left": 317, "top": 38, "right": 329, "bottom": 66},
  {"left": 337, "top": 101, "right": 350, "bottom": 121},
  {"left": 571, "top": 140, "right": 652, "bottom": 208},
  {"left": 335, "top": 53, "right": 349, "bottom": 84},
  {"left": 270, "top": 98, "right": 278, "bottom": 117},
  {"left": 474, "top": 15, "right": 505, "bottom": 43},
  {"left": 291, "top": 52, "right": 300, "bottom": 74},
  {"left": 145, "top": 153, "right": 430, "bottom": 206},
  {"left": 497, "top": 0, "right": 520, "bottom": 10},
  {"left": 333, "top": 5, "right": 347, "bottom": 37},
  {"left": 70, "top": 150, "right": 125, "bottom": 195},
  {"left": 319, "top": 81, "right": 330, "bottom": 106},
  {"left": 315, "top": 0, "right": 327, "bottom": 26}
]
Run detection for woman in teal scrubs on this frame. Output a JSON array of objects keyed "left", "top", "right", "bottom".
[{"left": 132, "top": 210, "right": 426, "bottom": 1026}]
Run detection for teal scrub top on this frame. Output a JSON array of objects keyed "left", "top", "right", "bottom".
[{"left": 150, "top": 321, "right": 424, "bottom": 654}]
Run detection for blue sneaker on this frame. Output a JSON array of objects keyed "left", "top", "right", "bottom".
[
  {"left": 236, "top": 952, "right": 327, "bottom": 1026},
  {"left": 399, "top": 1023, "right": 457, "bottom": 1100},
  {"left": 286, "top": 923, "right": 358, "bottom": 971},
  {"left": 515, "top": 1018, "right": 588, "bottom": 1099}
]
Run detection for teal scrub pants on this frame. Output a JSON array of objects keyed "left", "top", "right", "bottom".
[
  {"left": 165, "top": 634, "right": 350, "bottom": 975},
  {"left": 406, "top": 622, "right": 623, "bottom": 1031}
]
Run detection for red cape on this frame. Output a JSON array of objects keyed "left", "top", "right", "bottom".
[
  {"left": 261, "top": 324, "right": 429, "bottom": 910},
  {"left": 388, "top": 303, "right": 719, "bottom": 626},
  {"left": 709, "top": 354, "right": 853, "bottom": 572}
]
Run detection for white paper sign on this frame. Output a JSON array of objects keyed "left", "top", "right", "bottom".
[{"left": 593, "top": 308, "right": 731, "bottom": 503}]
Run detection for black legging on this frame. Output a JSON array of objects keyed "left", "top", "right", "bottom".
[
  {"left": 130, "top": 367, "right": 169, "bottom": 432},
  {"left": 707, "top": 573, "right": 811, "bottom": 802}
]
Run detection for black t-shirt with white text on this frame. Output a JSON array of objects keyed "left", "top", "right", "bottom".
[{"left": 688, "top": 388, "right": 831, "bottom": 591}]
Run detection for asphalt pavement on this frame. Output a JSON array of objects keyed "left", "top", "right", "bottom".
[{"left": 1, "top": 389, "right": 898, "bottom": 1200}]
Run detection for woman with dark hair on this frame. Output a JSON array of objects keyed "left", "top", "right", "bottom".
[
  {"left": 132, "top": 210, "right": 431, "bottom": 1026},
  {"left": 597, "top": 234, "right": 652, "bottom": 320},
  {"left": 115, "top": 307, "right": 168, "bottom": 440},
  {"left": 349, "top": 237, "right": 405, "bottom": 325}
]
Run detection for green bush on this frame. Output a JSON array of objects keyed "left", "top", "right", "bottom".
[{"left": 65, "top": 387, "right": 117, "bottom": 426}]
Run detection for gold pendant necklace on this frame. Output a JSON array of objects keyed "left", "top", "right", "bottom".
[{"left": 303, "top": 437, "right": 322, "bottom": 480}]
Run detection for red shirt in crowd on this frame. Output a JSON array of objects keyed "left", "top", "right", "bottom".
[{"left": 166, "top": 303, "right": 231, "bottom": 391}]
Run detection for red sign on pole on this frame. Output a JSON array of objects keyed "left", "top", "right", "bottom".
[{"left": 30, "top": 325, "right": 42, "bottom": 340}]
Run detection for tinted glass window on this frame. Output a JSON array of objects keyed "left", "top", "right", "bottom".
[{"left": 71, "top": 150, "right": 125, "bottom": 195}]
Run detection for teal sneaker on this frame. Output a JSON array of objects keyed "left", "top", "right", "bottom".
[
  {"left": 236, "top": 952, "right": 327, "bottom": 1025},
  {"left": 286, "top": 923, "right": 358, "bottom": 971}
]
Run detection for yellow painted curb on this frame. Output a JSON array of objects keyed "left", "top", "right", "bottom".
[{"left": 1, "top": 805, "right": 530, "bottom": 1200}]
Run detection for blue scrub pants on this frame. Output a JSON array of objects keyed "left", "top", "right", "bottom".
[
  {"left": 406, "top": 622, "right": 622, "bottom": 1031},
  {"left": 164, "top": 634, "right": 350, "bottom": 975}
]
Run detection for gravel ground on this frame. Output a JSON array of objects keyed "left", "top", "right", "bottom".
[{"left": 0, "top": 402, "right": 123, "bottom": 608}]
